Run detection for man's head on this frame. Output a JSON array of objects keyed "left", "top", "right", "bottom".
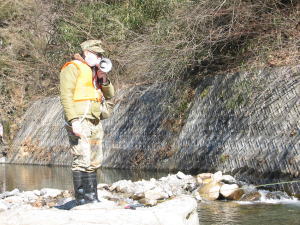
[
  {"left": 80, "top": 40, "right": 105, "bottom": 54},
  {"left": 80, "top": 40, "right": 105, "bottom": 67}
]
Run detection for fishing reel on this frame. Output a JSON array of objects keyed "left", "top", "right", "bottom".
[{"left": 98, "top": 58, "right": 112, "bottom": 73}]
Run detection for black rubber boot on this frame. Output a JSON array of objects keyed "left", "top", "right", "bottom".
[
  {"left": 55, "top": 171, "right": 86, "bottom": 210},
  {"left": 73, "top": 171, "right": 87, "bottom": 205},
  {"left": 83, "top": 171, "right": 100, "bottom": 203}
]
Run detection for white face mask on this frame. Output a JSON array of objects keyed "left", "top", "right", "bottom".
[{"left": 85, "top": 52, "right": 100, "bottom": 67}]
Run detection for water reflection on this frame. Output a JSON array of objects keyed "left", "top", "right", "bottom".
[
  {"left": 198, "top": 201, "right": 300, "bottom": 225},
  {"left": 0, "top": 164, "right": 168, "bottom": 193}
]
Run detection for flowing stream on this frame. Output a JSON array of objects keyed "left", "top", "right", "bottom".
[{"left": 1, "top": 164, "right": 300, "bottom": 225}]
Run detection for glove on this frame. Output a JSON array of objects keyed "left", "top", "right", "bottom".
[{"left": 71, "top": 119, "right": 82, "bottom": 137}]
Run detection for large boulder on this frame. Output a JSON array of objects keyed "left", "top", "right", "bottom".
[
  {"left": 198, "top": 181, "right": 221, "bottom": 200},
  {"left": 0, "top": 195, "right": 199, "bottom": 225}
]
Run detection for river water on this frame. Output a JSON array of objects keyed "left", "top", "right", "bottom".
[{"left": 1, "top": 164, "right": 300, "bottom": 225}]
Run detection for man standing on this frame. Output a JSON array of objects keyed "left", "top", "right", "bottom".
[
  {"left": 58, "top": 40, "right": 115, "bottom": 210},
  {"left": 0, "top": 118, "right": 8, "bottom": 158}
]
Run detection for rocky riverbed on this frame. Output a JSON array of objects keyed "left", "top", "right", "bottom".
[{"left": 0, "top": 171, "right": 296, "bottom": 225}]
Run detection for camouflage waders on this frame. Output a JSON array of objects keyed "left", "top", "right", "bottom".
[
  {"left": 55, "top": 118, "right": 103, "bottom": 209},
  {"left": 67, "top": 118, "right": 104, "bottom": 173}
]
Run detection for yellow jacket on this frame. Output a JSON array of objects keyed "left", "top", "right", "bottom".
[{"left": 60, "top": 60, "right": 115, "bottom": 121}]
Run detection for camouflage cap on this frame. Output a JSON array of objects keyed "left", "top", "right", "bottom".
[{"left": 80, "top": 40, "right": 105, "bottom": 53}]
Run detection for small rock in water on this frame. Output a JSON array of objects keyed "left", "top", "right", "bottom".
[
  {"left": 239, "top": 191, "right": 261, "bottom": 201},
  {"left": 265, "top": 191, "right": 292, "bottom": 200}
]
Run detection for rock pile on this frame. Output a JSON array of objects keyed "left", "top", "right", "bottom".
[
  {"left": 197, "top": 171, "right": 244, "bottom": 201},
  {"left": 0, "top": 171, "right": 295, "bottom": 225},
  {"left": 1, "top": 170, "right": 293, "bottom": 212},
  {"left": 1, "top": 170, "right": 292, "bottom": 212}
]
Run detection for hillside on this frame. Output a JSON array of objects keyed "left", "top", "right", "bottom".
[{"left": 0, "top": 0, "right": 299, "bottom": 138}]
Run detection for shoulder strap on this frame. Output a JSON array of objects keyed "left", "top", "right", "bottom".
[{"left": 61, "top": 60, "right": 82, "bottom": 71}]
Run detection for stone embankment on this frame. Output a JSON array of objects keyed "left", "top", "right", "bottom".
[
  {"left": 0, "top": 171, "right": 295, "bottom": 225},
  {"left": 7, "top": 66, "right": 300, "bottom": 195}
]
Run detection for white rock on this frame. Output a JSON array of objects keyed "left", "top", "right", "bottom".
[
  {"left": 150, "top": 178, "right": 156, "bottom": 183},
  {"left": 221, "top": 175, "right": 236, "bottom": 184},
  {"left": 74, "top": 199, "right": 117, "bottom": 210},
  {"left": 192, "top": 190, "right": 202, "bottom": 201},
  {"left": 22, "top": 191, "right": 39, "bottom": 202},
  {"left": 144, "top": 187, "right": 169, "bottom": 200},
  {"left": 33, "top": 190, "right": 41, "bottom": 196},
  {"left": 3, "top": 196, "right": 24, "bottom": 204},
  {"left": 97, "top": 190, "right": 113, "bottom": 199},
  {"left": 109, "top": 180, "right": 134, "bottom": 193},
  {"left": 220, "top": 184, "right": 239, "bottom": 197},
  {"left": 220, "top": 184, "right": 244, "bottom": 200},
  {"left": 161, "top": 185, "right": 173, "bottom": 197},
  {"left": 212, "top": 171, "right": 223, "bottom": 182},
  {"left": 196, "top": 176, "right": 203, "bottom": 184},
  {"left": 1, "top": 189, "right": 20, "bottom": 198},
  {"left": 159, "top": 176, "right": 168, "bottom": 181},
  {"left": 196, "top": 173, "right": 212, "bottom": 179},
  {"left": 0, "top": 157, "right": 6, "bottom": 163},
  {"left": 40, "top": 188, "right": 62, "bottom": 198},
  {"left": 133, "top": 181, "right": 156, "bottom": 193},
  {"left": 176, "top": 171, "right": 186, "bottom": 179},
  {"left": 0, "top": 196, "right": 199, "bottom": 225},
  {"left": 139, "top": 198, "right": 158, "bottom": 206},
  {"left": 0, "top": 201, "right": 8, "bottom": 211}
]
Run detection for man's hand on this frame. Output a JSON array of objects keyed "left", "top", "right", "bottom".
[
  {"left": 96, "top": 69, "right": 107, "bottom": 84},
  {"left": 71, "top": 120, "right": 82, "bottom": 137}
]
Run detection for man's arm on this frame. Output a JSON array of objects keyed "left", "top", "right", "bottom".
[
  {"left": 101, "top": 80, "right": 115, "bottom": 99},
  {"left": 60, "top": 64, "right": 78, "bottom": 122}
]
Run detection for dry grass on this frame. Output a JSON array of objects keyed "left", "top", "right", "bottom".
[{"left": 119, "top": 0, "right": 300, "bottom": 84}]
